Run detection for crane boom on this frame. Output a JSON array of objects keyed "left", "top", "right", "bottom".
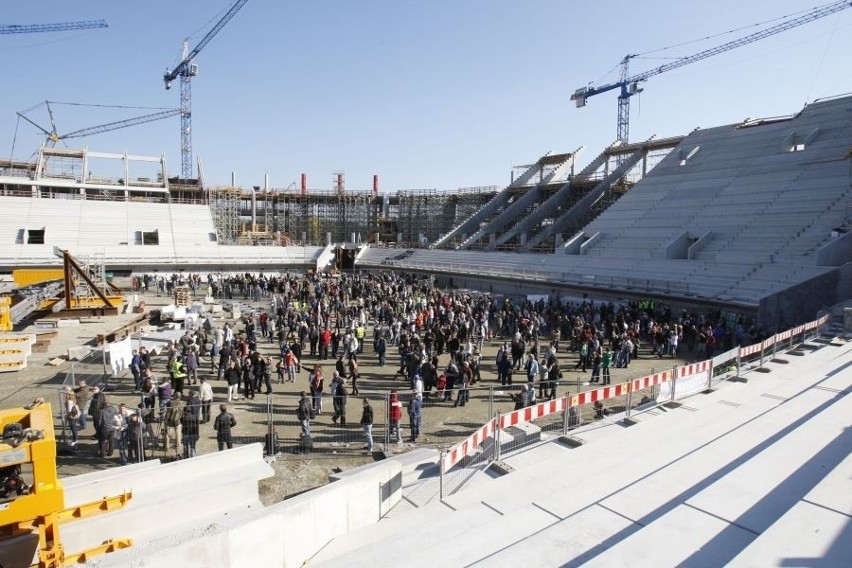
[
  {"left": 0, "top": 19, "right": 107, "bottom": 35},
  {"left": 17, "top": 104, "right": 180, "bottom": 147},
  {"left": 163, "top": 0, "right": 249, "bottom": 86},
  {"left": 162, "top": 0, "right": 249, "bottom": 179},
  {"left": 571, "top": 0, "right": 852, "bottom": 142},
  {"left": 58, "top": 109, "right": 182, "bottom": 141}
]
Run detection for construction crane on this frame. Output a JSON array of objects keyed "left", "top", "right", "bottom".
[
  {"left": 571, "top": 0, "right": 852, "bottom": 143},
  {"left": 163, "top": 0, "right": 249, "bottom": 180},
  {"left": 16, "top": 101, "right": 180, "bottom": 148},
  {"left": 0, "top": 19, "right": 107, "bottom": 35}
]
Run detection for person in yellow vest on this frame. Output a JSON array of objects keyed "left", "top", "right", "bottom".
[
  {"left": 355, "top": 324, "right": 366, "bottom": 354},
  {"left": 171, "top": 356, "right": 188, "bottom": 396}
]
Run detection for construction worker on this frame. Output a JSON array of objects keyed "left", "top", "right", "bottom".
[{"left": 170, "top": 356, "right": 188, "bottom": 395}]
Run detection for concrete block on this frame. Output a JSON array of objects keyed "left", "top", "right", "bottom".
[
  {"left": 505, "top": 422, "right": 542, "bottom": 449},
  {"left": 558, "top": 435, "right": 586, "bottom": 447},
  {"left": 67, "top": 346, "right": 92, "bottom": 361},
  {"left": 56, "top": 318, "right": 80, "bottom": 328},
  {"left": 489, "top": 460, "right": 516, "bottom": 475}
]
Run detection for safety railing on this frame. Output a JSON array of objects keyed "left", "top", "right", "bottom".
[{"left": 437, "top": 313, "right": 831, "bottom": 499}]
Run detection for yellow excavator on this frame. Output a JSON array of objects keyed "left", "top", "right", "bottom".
[{"left": 0, "top": 401, "right": 132, "bottom": 567}]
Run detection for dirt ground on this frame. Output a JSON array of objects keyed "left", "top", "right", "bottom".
[{"left": 1, "top": 277, "right": 696, "bottom": 506}]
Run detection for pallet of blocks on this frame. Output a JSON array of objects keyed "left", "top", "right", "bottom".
[
  {"left": 173, "top": 285, "right": 191, "bottom": 308},
  {"left": 0, "top": 333, "right": 36, "bottom": 372}
]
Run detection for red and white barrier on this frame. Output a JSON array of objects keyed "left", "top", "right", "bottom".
[
  {"left": 441, "top": 418, "right": 496, "bottom": 473},
  {"left": 677, "top": 360, "right": 711, "bottom": 378},
  {"left": 629, "top": 370, "right": 673, "bottom": 393},
  {"left": 740, "top": 343, "right": 762, "bottom": 357},
  {"left": 499, "top": 397, "right": 566, "bottom": 429}
]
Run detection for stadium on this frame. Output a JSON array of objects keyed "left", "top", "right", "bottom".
[
  {"left": 2, "top": 92, "right": 850, "bottom": 328},
  {"left": 0, "top": 2, "right": 850, "bottom": 567}
]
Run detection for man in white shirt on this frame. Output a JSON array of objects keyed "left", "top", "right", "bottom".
[{"left": 199, "top": 377, "right": 214, "bottom": 423}]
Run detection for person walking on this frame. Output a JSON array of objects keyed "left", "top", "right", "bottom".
[
  {"left": 347, "top": 358, "right": 360, "bottom": 396},
  {"left": 297, "top": 391, "right": 312, "bottom": 438},
  {"left": 225, "top": 360, "right": 241, "bottom": 402},
  {"left": 213, "top": 404, "right": 236, "bottom": 451},
  {"left": 360, "top": 398, "right": 374, "bottom": 453},
  {"left": 185, "top": 347, "right": 199, "bottom": 385},
  {"left": 330, "top": 371, "right": 347, "bottom": 425},
  {"left": 309, "top": 365, "right": 324, "bottom": 415}
]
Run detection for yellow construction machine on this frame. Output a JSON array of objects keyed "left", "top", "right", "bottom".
[{"left": 0, "top": 402, "right": 132, "bottom": 567}]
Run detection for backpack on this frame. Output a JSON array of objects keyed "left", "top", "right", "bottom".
[{"left": 297, "top": 399, "right": 310, "bottom": 421}]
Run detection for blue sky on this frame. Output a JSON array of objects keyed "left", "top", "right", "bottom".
[{"left": 2, "top": 1, "right": 850, "bottom": 192}]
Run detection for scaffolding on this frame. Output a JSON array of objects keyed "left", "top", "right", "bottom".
[
  {"left": 387, "top": 187, "right": 498, "bottom": 247},
  {"left": 208, "top": 187, "right": 241, "bottom": 245}
]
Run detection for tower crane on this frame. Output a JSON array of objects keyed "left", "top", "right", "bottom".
[
  {"left": 163, "top": 0, "right": 249, "bottom": 180},
  {"left": 0, "top": 19, "right": 107, "bottom": 35},
  {"left": 571, "top": 0, "right": 852, "bottom": 143},
  {"left": 16, "top": 101, "right": 180, "bottom": 147}
]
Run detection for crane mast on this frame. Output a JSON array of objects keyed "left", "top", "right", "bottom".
[
  {"left": 571, "top": 0, "right": 852, "bottom": 143},
  {"left": 163, "top": 0, "right": 249, "bottom": 179}
]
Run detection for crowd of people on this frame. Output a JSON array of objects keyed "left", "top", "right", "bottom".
[{"left": 67, "top": 269, "right": 761, "bottom": 462}]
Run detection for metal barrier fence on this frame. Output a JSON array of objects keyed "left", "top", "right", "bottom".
[
  {"left": 437, "top": 313, "right": 831, "bottom": 499},
  {"left": 439, "top": 419, "right": 497, "bottom": 496},
  {"left": 267, "top": 394, "right": 387, "bottom": 456},
  {"left": 63, "top": 348, "right": 110, "bottom": 392}
]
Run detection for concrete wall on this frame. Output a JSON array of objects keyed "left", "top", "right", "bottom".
[
  {"left": 758, "top": 269, "right": 842, "bottom": 329},
  {"left": 86, "top": 459, "right": 402, "bottom": 568},
  {"left": 816, "top": 230, "right": 852, "bottom": 267}
]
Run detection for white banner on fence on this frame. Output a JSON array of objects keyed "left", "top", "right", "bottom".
[
  {"left": 108, "top": 336, "right": 132, "bottom": 376},
  {"left": 658, "top": 369, "right": 709, "bottom": 403}
]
